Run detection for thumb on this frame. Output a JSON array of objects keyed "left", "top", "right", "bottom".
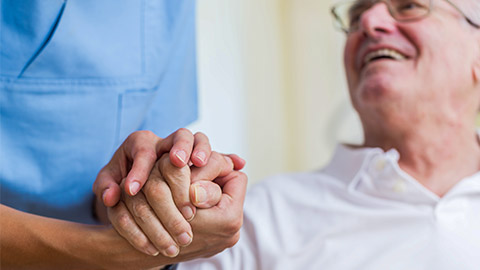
[
  {"left": 92, "top": 170, "right": 122, "bottom": 207},
  {"left": 190, "top": 181, "right": 222, "bottom": 208}
]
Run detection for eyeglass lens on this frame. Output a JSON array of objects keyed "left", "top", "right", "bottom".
[{"left": 343, "top": 0, "right": 431, "bottom": 31}]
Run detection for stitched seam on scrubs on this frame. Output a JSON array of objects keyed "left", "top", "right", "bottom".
[
  {"left": 0, "top": 77, "right": 152, "bottom": 88},
  {"left": 17, "top": 0, "right": 68, "bottom": 78}
]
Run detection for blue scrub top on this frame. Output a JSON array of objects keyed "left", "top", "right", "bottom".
[{"left": 0, "top": 0, "right": 198, "bottom": 224}]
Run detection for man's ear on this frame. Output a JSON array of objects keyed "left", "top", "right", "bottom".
[
  {"left": 474, "top": 36, "right": 480, "bottom": 83},
  {"left": 474, "top": 54, "right": 480, "bottom": 83},
  {"left": 474, "top": 65, "right": 480, "bottom": 84}
]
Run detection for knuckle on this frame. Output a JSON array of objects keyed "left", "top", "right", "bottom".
[
  {"left": 194, "top": 131, "right": 205, "bottom": 137},
  {"left": 176, "top": 128, "right": 193, "bottom": 136},
  {"left": 159, "top": 154, "right": 176, "bottom": 173},
  {"left": 234, "top": 171, "right": 248, "bottom": 180},
  {"left": 206, "top": 152, "right": 223, "bottom": 168},
  {"left": 115, "top": 212, "right": 133, "bottom": 231},
  {"left": 127, "top": 130, "right": 142, "bottom": 140},
  {"left": 96, "top": 167, "right": 110, "bottom": 179},
  {"left": 143, "top": 183, "right": 169, "bottom": 204},
  {"left": 159, "top": 154, "right": 171, "bottom": 167},
  {"left": 227, "top": 171, "right": 248, "bottom": 182},
  {"left": 136, "top": 147, "right": 157, "bottom": 161},
  {"left": 160, "top": 163, "right": 190, "bottom": 185},
  {"left": 170, "top": 166, "right": 191, "bottom": 181},
  {"left": 145, "top": 180, "right": 167, "bottom": 196},
  {"left": 210, "top": 151, "right": 222, "bottom": 162},
  {"left": 165, "top": 217, "right": 189, "bottom": 233},
  {"left": 93, "top": 169, "right": 110, "bottom": 189},
  {"left": 194, "top": 132, "right": 209, "bottom": 142},
  {"left": 132, "top": 201, "right": 152, "bottom": 219},
  {"left": 132, "top": 130, "right": 155, "bottom": 139}
]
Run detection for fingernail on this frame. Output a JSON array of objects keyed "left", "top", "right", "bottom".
[
  {"left": 165, "top": 245, "right": 179, "bottom": 257},
  {"left": 181, "top": 206, "right": 195, "bottom": 221},
  {"left": 196, "top": 151, "right": 206, "bottom": 163},
  {"left": 177, "top": 232, "right": 193, "bottom": 246},
  {"left": 175, "top": 150, "right": 187, "bottom": 164},
  {"left": 193, "top": 185, "right": 207, "bottom": 204},
  {"left": 146, "top": 246, "right": 160, "bottom": 256},
  {"left": 129, "top": 181, "right": 141, "bottom": 195}
]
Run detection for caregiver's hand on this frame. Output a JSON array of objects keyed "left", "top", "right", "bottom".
[{"left": 93, "top": 128, "right": 212, "bottom": 223}]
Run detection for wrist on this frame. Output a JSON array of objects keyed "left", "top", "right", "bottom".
[{"left": 90, "top": 226, "right": 171, "bottom": 270}]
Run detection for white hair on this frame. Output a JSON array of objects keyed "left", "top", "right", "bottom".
[{"left": 457, "top": 0, "right": 480, "bottom": 25}]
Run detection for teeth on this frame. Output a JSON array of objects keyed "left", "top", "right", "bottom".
[{"left": 364, "top": 49, "right": 406, "bottom": 65}]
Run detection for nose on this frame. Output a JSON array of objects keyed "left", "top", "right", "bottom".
[{"left": 358, "top": 2, "right": 397, "bottom": 38}]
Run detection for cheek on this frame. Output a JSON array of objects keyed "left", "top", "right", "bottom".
[
  {"left": 344, "top": 37, "right": 359, "bottom": 89},
  {"left": 413, "top": 23, "right": 474, "bottom": 83}
]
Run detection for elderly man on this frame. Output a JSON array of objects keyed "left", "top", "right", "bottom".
[{"left": 102, "top": 0, "right": 480, "bottom": 269}]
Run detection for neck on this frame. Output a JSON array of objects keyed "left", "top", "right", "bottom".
[{"left": 363, "top": 121, "right": 480, "bottom": 197}]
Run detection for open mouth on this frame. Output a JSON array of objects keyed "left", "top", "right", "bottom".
[{"left": 363, "top": 49, "right": 407, "bottom": 66}]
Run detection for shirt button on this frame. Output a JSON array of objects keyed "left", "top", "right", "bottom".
[
  {"left": 392, "top": 178, "right": 406, "bottom": 193},
  {"left": 374, "top": 158, "right": 386, "bottom": 172}
]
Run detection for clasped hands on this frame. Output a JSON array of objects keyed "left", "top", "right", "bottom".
[{"left": 93, "top": 129, "right": 247, "bottom": 262}]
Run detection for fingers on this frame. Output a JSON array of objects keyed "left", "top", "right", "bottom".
[
  {"left": 190, "top": 132, "right": 212, "bottom": 167},
  {"left": 188, "top": 151, "right": 248, "bottom": 208},
  {"left": 227, "top": 154, "right": 246, "bottom": 170},
  {"left": 95, "top": 128, "right": 216, "bottom": 207},
  {"left": 93, "top": 130, "right": 160, "bottom": 209},
  {"left": 157, "top": 128, "right": 195, "bottom": 168},
  {"left": 216, "top": 171, "right": 248, "bottom": 210},
  {"left": 124, "top": 148, "right": 158, "bottom": 196},
  {"left": 142, "top": 166, "right": 194, "bottom": 255},
  {"left": 123, "top": 131, "right": 161, "bottom": 196},
  {"left": 107, "top": 200, "right": 160, "bottom": 256},
  {"left": 93, "top": 166, "right": 122, "bottom": 207},
  {"left": 157, "top": 129, "right": 212, "bottom": 168},
  {"left": 123, "top": 189, "right": 192, "bottom": 258},
  {"left": 192, "top": 171, "right": 248, "bottom": 238},
  {"left": 157, "top": 154, "right": 196, "bottom": 221},
  {"left": 191, "top": 152, "right": 234, "bottom": 184}
]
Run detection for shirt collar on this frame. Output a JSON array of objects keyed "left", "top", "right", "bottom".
[{"left": 322, "top": 143, "right": 480, "bottom": 206}]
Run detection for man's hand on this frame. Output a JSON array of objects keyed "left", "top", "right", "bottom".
[
  {"left": 107, "top": 152, "right": 246, "bottom": 257},
  {"left": 92, "top": 129, "right": 212, "bottom": 223},
  {"left": 178, "top": 170, "right": 248, "bottom": 260}
]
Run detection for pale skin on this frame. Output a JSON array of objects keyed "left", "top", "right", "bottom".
[
  {"left": 344, "top": 1, "right": 480, "bottom": 197},
  {"left": 1, "top": 129, "right": 247, "bottom": 269}
]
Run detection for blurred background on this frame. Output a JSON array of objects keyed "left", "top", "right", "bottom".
[{"left": 189, "top": 0, "right": 364, "bottom": 186}]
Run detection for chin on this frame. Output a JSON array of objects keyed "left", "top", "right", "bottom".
[{"left": 353, "top": 76, "right": 402, "bottom": 106}]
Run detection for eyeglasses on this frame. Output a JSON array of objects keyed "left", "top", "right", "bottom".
[{"left": 331, "top": 0, "right": 480, "bottom": 33}]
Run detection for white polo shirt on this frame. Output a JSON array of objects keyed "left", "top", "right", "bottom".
[{"left": 180, "top": 145, "right": 480, "bottom": 270}]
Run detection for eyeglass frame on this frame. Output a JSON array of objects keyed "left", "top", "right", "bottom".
[{"left": 331, "top": 0, "right": 480, "bottom": 34}]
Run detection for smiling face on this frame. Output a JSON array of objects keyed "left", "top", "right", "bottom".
[{"left": 343, "top": 0, "right": 480, "bottom": 140}]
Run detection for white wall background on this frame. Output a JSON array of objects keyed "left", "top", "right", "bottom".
[{"left": 189, "top": 0, "right": 364, "bottom": 186}]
